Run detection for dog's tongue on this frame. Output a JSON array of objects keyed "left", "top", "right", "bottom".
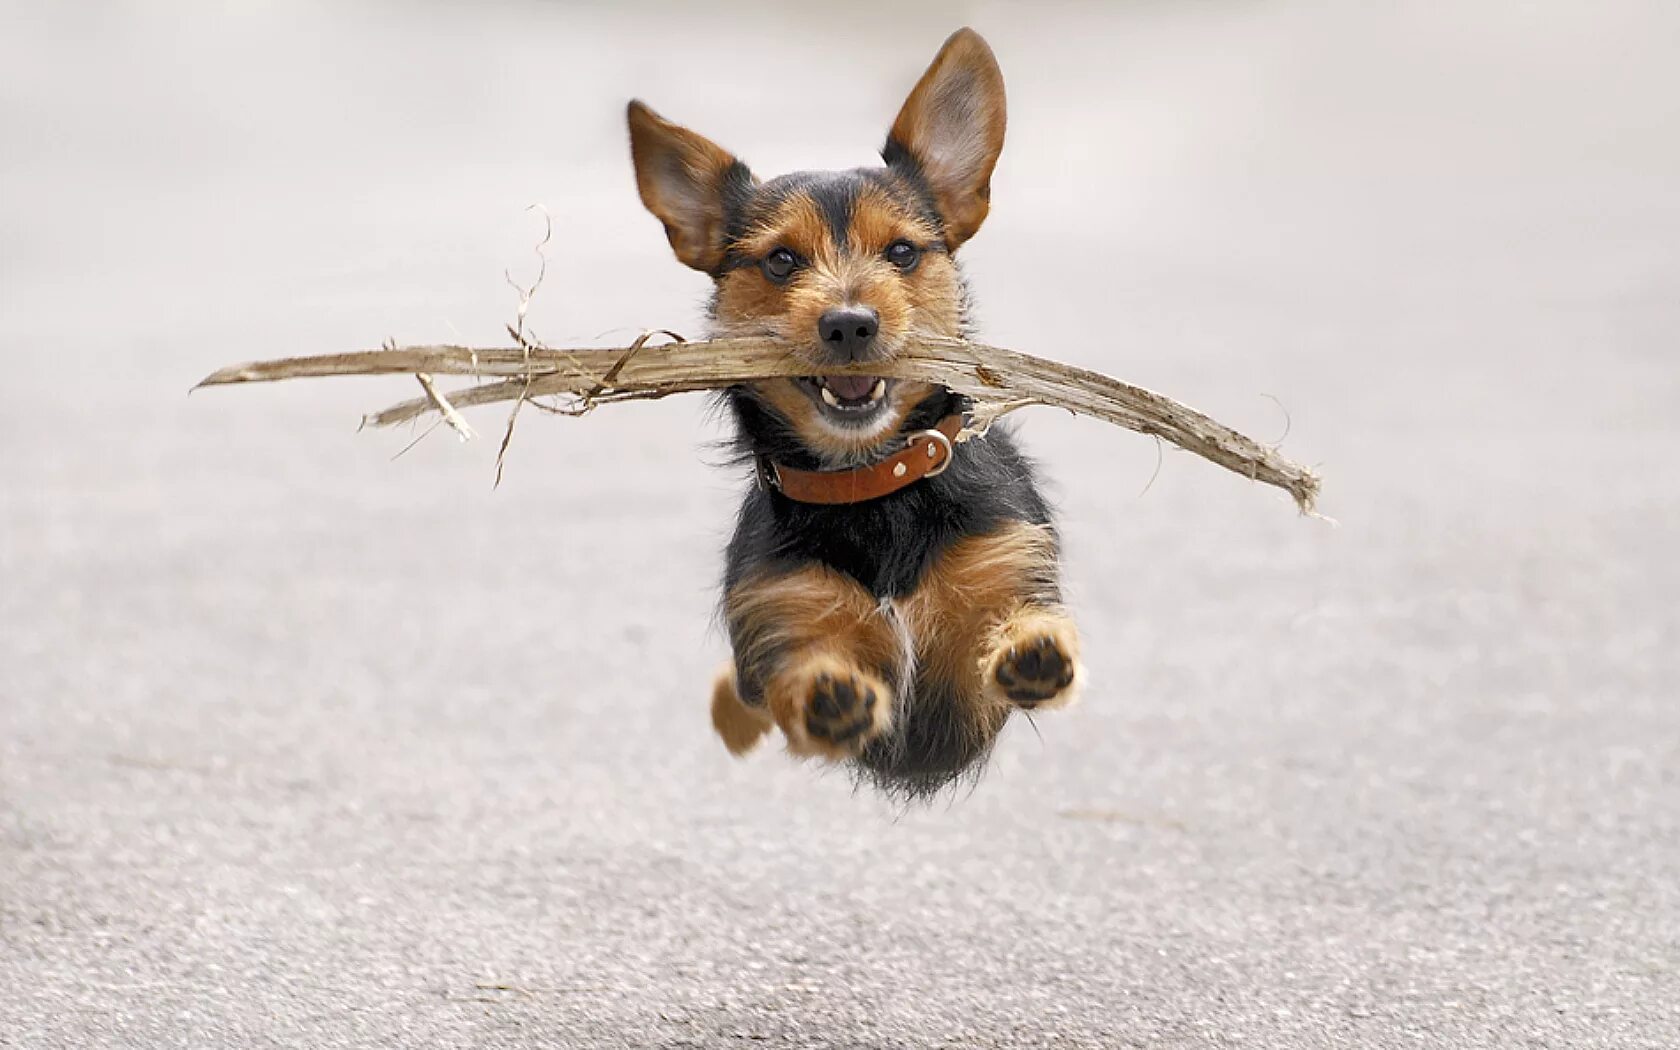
[{"left": 824, "top": 375, "right": 877, "bottom": 400}]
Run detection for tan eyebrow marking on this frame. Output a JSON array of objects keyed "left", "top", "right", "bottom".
[
  {"left": 734, "top": 192, "right": 837, "bottom": 265},
  {"left": 848, "top": 186, "right": 940, "bottom": 256}
]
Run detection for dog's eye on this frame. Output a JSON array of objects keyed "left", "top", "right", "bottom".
[
  {"left": 885, "top": 239, "right": 921, "bottom": 271},
  {"left": 762, "top": 248, "right": 797, "bottom": 284}
]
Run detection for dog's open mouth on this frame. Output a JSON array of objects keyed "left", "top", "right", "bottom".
[{"left": 797, "top": 376, "right": 892, "bottom": 421}]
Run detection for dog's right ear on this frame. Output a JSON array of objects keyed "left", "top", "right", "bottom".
[
  {"left": 627, "top": 100, "right": 752, "bottom": 273},
  {"left": 883, "top": 28, "right": 1007, "bottom": 251}
]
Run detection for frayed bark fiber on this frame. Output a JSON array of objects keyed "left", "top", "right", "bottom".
[{"left": 197, "top": 333, "right": 1321, "bottom": 514}]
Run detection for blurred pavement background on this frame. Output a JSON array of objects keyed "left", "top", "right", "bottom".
[{"left": 2, "top": 2, "right": 1677, "bottom": 1047}]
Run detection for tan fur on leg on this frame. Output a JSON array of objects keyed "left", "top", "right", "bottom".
[
  {"left": 710, "top": 665, "right": 773, "bottom": 756},
  {"left": 726, "top": 564, "right": 904, "bottom": 761},
  {"left": 903, "top": 521, "right": 1081, "bottom": 717}
]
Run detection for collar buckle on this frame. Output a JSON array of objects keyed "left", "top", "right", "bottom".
[
  {"left": 908, "top": 426, "right": 955, "bottom": 478},
  {"left": 754, "top": 454, "right": 782, "bottom": 493}
]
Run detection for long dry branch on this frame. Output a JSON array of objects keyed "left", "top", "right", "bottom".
[{"left": 197, "top": 334, "right": 1321, "bottom": 513}]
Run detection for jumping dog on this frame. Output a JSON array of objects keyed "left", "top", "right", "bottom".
[{"left": 627, "top": 28, "right": 1082, "bottom": 797}]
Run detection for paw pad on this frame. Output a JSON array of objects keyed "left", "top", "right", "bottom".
[
  {"left": 995, "top": 634, "right": 1076, "bottom": 706},
  {"left": 804, "top": 671, "right": 881, "bottom": 747}
]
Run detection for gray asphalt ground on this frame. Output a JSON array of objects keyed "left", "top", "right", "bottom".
[{"left": 3, "top": 3, "right": 1678, "bottom": 1047}]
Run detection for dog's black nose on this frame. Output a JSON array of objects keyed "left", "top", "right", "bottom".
[{"left": 817, "top": 306, "right": 879, "bottom": 361}]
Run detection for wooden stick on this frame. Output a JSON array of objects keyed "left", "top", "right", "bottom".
[
  {"left": 413, "top": 372, "right": 475, "bottom": 443},
  {"left": 196, "top": 334, "right": 1321, "bottom": 514}
]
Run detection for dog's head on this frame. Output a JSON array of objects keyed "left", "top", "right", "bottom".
[{"left": 627, "top": 29, "right": 1006, "bottom": 465}]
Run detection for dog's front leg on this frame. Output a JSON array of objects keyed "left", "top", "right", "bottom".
[
  {"left": 906, "top": 520, "right": 1083, "bottom": 721},
  {"left": 712, "top": 563, "right": 903, "bottom": 760}
]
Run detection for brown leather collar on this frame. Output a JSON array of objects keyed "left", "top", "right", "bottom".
[{"left": 757, "top": 414, "right": 964, "bottom": 505}]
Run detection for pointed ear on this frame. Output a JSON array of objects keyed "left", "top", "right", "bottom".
[
  {"left": 627, "top": 100, "right": 752, "bottom": 272},
  {"left": 884, "top": 28, "right": 1007, "bottom": 251}
]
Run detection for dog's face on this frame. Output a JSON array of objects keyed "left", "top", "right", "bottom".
[{"left": 627, "top": 29, "right": 1006, "bottom": 465}]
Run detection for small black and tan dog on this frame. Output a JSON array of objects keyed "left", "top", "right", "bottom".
[{"left": 627, "top": 28, "right": 1082, "bottom": 797}]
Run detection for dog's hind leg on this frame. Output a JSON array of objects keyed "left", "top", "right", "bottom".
[
  {"left": 710, "top": 665, "right": 774, "bottom": 755},
  {"left": 723, "top": 564, "right": 905, "bottom": 761}
]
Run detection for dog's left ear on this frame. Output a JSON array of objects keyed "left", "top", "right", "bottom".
[
  {"left": 884, "top": 28, "right": 1007, "bottom": 251},
  {"left": 627, "top": 100, "right": 753, "bottom": 273}
]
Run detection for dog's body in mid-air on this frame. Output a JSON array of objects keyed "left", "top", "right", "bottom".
[{"left": 627, "top": 28, "right": 1082, "bottom": 797}]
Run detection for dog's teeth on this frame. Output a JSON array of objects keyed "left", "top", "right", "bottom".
[
  {"left": 869, "top": 380, "right": 886, "bottom": 402},
  {"left": 820, "top": 386, "right": 841, "bottom": 408}
]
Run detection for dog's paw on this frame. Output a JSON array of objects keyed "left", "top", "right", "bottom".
[
  {"left": 768, "top": 655, "right": 893, "bottom": 760},
  {"left": 983, "top": 614, "right": 1081, "bottom": 710}
]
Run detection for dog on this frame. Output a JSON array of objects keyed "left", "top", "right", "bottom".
[{"left": 627, "top": 28, "right": 1082, "bottom": 798}]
